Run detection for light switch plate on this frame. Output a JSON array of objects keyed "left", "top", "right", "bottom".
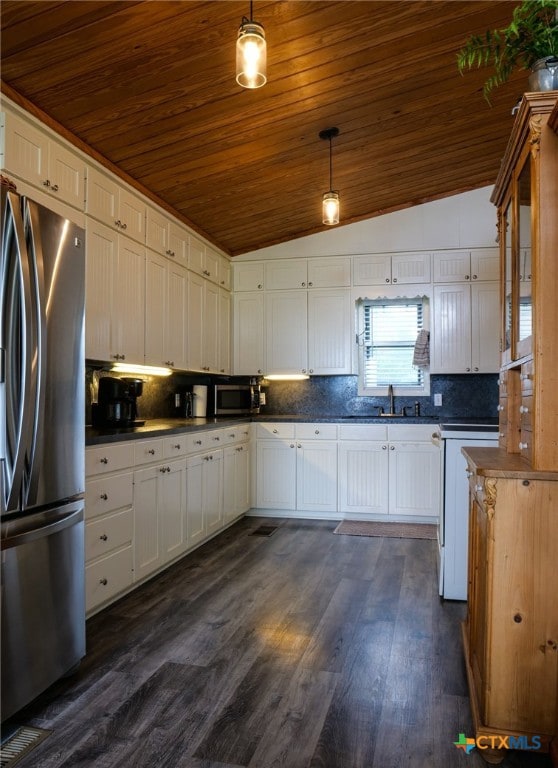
[{"left": 434, "top": 393, "right": 442, "bottom": 406}]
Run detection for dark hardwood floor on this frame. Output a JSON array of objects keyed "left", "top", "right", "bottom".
[{"left": 5, "top": 518, "right": 552, "bottom": 768}]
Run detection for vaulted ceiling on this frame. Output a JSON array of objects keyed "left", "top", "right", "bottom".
[{"left": 1, "top": 1, "right": 523, "bottom": 255}]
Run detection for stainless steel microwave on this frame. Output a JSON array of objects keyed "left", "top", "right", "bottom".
[{"left": 214, "top": 384, "right": 260, "bottom": 415}]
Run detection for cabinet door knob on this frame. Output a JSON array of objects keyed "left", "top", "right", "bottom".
[
  {"left": 272, "top": 429, "right": 278, "bottom": 434},
  {"left": 99, "top": 578, "right": 108, "bottom": 586},
  {"left": 393, "top": 277, "right": 398, "bottom": 283},
  {"left": 121, "top": 223, "right": 127, "bottom": 230},
  {"left": 475, "top": 484, "right": 483, "bottom": 492},
  {"left": 195, "top": 440, "right": 202, "bottom": 445},
  {"left": 389, "top": 445, "right": 395, "bottom": 450},
  {"left": 465, "top": 274, "right": 470, "bottom": 280},
  {"left": 100, "top": 534, "right": 108, "bottom": 541},
  {"left": 51, "top": 184, "right": 59, "bottom": 192},
  {"left": 519, "top": 441, "right": 528, "bottom": 450},
  {"left": 43, "top": 179, "right": 51, "bottom": 188},
  {"left": 100, "top": 493, "right": 108, "bottom": 500},
  {"left": 257, "top": 284, "right": 263, "bottom": 289},
  {"left": 466, "top": 470, "right": 473, "bottom": 478},
  {"left": 290, "top": 444, "right": 295, "bottom": 448},
  {"left": 148, "top": 449, "right": 155, "bottom": 455},
  {"left": 315, "top": 430, "right": 320, "bottom": 434},
  {"left": 174, "top": 444, "right": 181, "bottom": 449},
  {"left": 472, "top": 274, "right": 477, "bottom": 280},
  {"left": 382, "top": 445, "right": 387, "bottom": 450},
  {"left": 100, "top": 457, "right": 108, "bottom": 464}
]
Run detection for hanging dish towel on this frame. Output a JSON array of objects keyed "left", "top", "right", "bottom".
[{"left": 413, "top": 329, "right": 430, "bottom": 368}]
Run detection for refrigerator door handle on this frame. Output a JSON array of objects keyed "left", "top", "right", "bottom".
[
  {"left": 1, "top": 192, "right": 36, "bottom": 512},
  {"left": 1, "top": 502, "right": 83, "bottom": 550},
  {"left": 23, "top": 199, "right": 47, "bottom": 506}
]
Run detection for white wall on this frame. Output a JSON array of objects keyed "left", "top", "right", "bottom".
[{"left": 237, "top": 186, "right": 497, "bottom": 260}]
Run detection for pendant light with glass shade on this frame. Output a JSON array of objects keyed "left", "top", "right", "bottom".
[
  {"left": 236, "top": 1, "right": 267, "bottom": 89},
  {"left": 319, "top": 127, "right": 340, "bottom": 225}
]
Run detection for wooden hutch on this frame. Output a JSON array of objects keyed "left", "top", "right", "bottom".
[{"left": 462, "top": 92, "right": 558, "bottom": 765}]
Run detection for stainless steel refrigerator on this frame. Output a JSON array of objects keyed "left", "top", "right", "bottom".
[{"left": 1, "top": 187, "right": 86, "bottom": 722}]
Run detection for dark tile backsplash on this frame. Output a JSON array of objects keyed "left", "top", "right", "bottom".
[
  {"left": 86, "top": 363, "right": 498, "bottom": 424},
  {"left": 260, "top": 374, "right": 499, "bottom": 421}
]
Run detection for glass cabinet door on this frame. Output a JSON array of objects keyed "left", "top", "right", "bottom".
[
  {"left": 517, "top": 156, "right": 532, "bottom": 353},
  {"left": 502, "top": 201, "right": 513, "bottom": 356}
]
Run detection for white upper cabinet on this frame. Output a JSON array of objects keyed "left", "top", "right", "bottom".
[
  {"left": 353, "top": 252, "right": 430, "bottom": 285},
  {"left": 217, "top": 254, "right": 231, "bottom": 290},
  {"left": 146, "top": 206, "right": 188, "bottom": 265},
  {"left": 307, "top": 289, "right": 352, "bottom": 375},
  {"left": 86, "top": 165, "right": 146, "bottom": 243},
  {"left": 233, "top": 292, "right": 265, "bottom": 375},
  {"left": 85, "top": 219, "right": 145, "bottom": 364},
  {"left": 218, "top": 288, "right": 231, "bottom": 375},
  {"left": 308, "top": 256, "right": 351, "bottom": 287},
  {"left": 188, "top": 235, "right": 220, "bottom": 284},
  {"left": 433, "top": 249, "right": 499, "bottom": 282},
  {"left": 204, "top": 246, "right": 220, "bottom": 284},
  {"left": 265, "top": 291, "right": 308, "bottom": 375},
  {"left": 265, "top": 259, "right": 307, "bottom": 289},
  {"left": 3, "top": 110, "right": 85, "bottom": 210},
  {"left": 431, "top": 281, "right": 499, "bottom": 374},
  {"left": 233, "top": 262, "right": 264, "bottom": 291}
]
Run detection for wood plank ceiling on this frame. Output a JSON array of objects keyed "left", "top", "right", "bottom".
[{"left": 1, "top": 1, "right": 523, "bottom": 256}]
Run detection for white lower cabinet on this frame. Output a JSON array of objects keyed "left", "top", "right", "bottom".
[
  {"left": 338, "top": 440, "right": 389, "bottom": 515},
  {"left": 253, "top": 423, "right": 441, "bottom": 520},
  {"left": 86, "top": 425, "right": 249, "bottom": 613},
  {"left": 85, "top": 445, "right": 134, "bottom": 614},
  {"left": 338, "top": 425, "right": 441, "bottom": 519},
  {"left": 134, "top": 458, "right": 188, "bottom": 582},
  {"left": 255, "top": 423, "right": 338, "bottom": 513},
  {"left": 224, "top": 442, "right": 250, "bottom": 523}
]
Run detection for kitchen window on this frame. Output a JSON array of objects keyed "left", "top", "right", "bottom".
[{"left": 357, "top": 297, "right": 430, "bottom": 396}]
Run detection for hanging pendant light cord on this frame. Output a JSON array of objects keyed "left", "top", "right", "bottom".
[{"left": 329, "top": 137, "right": 333, "bottom": 191}]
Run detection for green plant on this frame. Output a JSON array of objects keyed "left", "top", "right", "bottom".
[{"left": 457, "top": 0, "right": 558, "bottom": 102}]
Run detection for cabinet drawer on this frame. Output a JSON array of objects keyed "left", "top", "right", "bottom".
[
  {"left": 519, "top": 395, "right": 533, "bottom": 430},
  {"left": 85, "top": 471, "right": 133, "bottom": 519},
  {"left": 387, "top": 424, "right": 437, "bottom": 441},
  {"left": 295, "top": 423, "right": 338, "bottom": 440},
  {"left": 519, "top": 429, "right": 533, "bottom": 463},
  {"left": 221, "top": 424, "right": 251, "bottom": 445},
  {"left": 163, "top": 435, "right": 188, "bottom": 458},
  {"left": 498, "top": 369, "right": 508, "bottom": 396},
  {"left": 86, "top": 443, "right": 134, "bottom": 476},
  {"left": 85, "top": 507, "right": 133, "bottom": 561},
  {"left": 338, "top": 424, "right": 388, "bottom": 440},
  {"left": 134, "top": 440, "right": 165, "bottom": 465},
  {"left": 255, "top": 423, "right": 296, "bottom": 439},
  {"left": 521, "top": 360, "right": 534, "bottom": 395},
  {"left": 85, "top": 545, "right": 133, "bottom": 612}
]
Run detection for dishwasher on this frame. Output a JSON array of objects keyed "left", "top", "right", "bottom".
[{"left": 434, "top": 423, "right": 499, "bottom": 601}]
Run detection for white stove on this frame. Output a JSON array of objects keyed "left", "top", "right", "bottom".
[{"left": 435, "top": 423, "right": 499, "bottom": 600}]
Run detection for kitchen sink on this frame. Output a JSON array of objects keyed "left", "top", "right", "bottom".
[{"left": 339, "top": 414, "right": 437, "bottom": 420}]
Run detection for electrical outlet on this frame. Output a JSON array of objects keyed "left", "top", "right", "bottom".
[{"left": 434, "top": 393, "right": 442, "bottom": 407}]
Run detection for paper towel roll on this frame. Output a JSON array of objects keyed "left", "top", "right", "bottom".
[{"left": 192, "top": 385, "right": 208, "bottom": 418}]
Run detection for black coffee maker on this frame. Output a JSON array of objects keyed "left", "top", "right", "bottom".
[{"left": 92, "top": 377, "right": 144, "bottom": 428}]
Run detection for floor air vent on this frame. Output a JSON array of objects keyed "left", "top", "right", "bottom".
[
  {"left": 0, "top": 726, "right": 51, "bottom": 767},
  {"left": 250, "top": 525, "right": 278, "bottom": 537}
]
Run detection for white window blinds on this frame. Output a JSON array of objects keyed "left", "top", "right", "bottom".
[{"left": 360, "top": 299, "right": 424, "bottom": 388}]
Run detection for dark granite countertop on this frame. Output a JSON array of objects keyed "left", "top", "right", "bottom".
[
  {"left": 85, "top": 413, "right": 468, "bottom": 445},
  {"left": 86, "top": 417, "right": 249, "bottom": 446}
]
